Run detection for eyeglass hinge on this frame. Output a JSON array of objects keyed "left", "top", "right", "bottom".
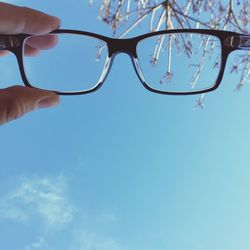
[
  {"left": 0, "top": 36, "right": 20, "bottom": 50},
  {"left": 225, "top": 35, "right": 250, "bottom": 50}
]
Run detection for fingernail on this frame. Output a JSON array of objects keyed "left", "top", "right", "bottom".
[{"left": 37, "top": 96, "right": 60, "bottom": 109}]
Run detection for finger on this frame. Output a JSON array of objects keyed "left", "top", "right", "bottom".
[
  {"left": 0, "top": 85, "right": 60, "bottom": 125},
  {"left": 24, "top": 45, "right": 40, "bottom": 56},
  {"left": 25, "top": 34, "right": 58, "bottom": 50},
  {"left": 24, "top": 35, "right": 58, "bottom": 56},
  {"left": 0, "top": 50, "right": 9, "bottom": 56},
  {"left": 0, "top": 2, "right": 60, "bottom": 35}
]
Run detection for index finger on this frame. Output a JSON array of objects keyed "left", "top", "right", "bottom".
[
  {"left": 0, "top": 2, "right": 60, "bottom": 34},
  {"left": 25, "top": 34, "right": 58, "bottom": 50},
  {"left": 24, "top": 34, "right": 59, "bottom": 56}
]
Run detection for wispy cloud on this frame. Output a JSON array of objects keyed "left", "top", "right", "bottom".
[
  {"left": 23, "top": 237, "right": 51, "bottom": 250},
  {"left": 0, "top": 175, "right": 74, "bottom": 228},
  {"left": 0, "top": 173, "right": 131, "bottom": 250}
]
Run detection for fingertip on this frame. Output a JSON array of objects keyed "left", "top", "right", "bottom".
[
  {"left": 28, "top": 87, "right": 60, "bottom": 109},
  {"left": 16, "top": 6, "right": 61, "bottom": 34},
  {"left": 0, "top": 50, "right": 9, "bottom": 56},
  {"left": 24, "top": 45, "right": 40, "bottom": 56},
  {"left": 25, "top": 34, "right": 58, "bottom": 50},
  {"left": 50, "top": 15, "right": 61, "bottom": 29},
  {"left": 37, "top": 93, "right": 60, "bottom": 109}
]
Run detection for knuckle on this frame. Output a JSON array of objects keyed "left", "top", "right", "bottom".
[{"left": 5, "top": 97, "right": 24, "bottom": 122}]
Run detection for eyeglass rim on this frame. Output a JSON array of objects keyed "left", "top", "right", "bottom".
[{"left": 3, "top": 29, "right": 247, "bottom": 95}]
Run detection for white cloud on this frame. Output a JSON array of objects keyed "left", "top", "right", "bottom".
[
  {"left": 0, "top": 173, "right": 134, "bottom": 250},
  {"left": 24, "top": 237, "right": 50, "bottom": 250},
  {"left": 0, "top": 175, "right": 74, "bottom": 228}
]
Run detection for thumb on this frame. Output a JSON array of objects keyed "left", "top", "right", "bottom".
[{"left": 0, "top": 85, "right": 60, "bottom": 125}]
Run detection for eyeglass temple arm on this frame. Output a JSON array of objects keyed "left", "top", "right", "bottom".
[
  {"left": 225, "top": 35, "right": 250, "bottom": 50},
  {"left": 0, "top": 35, "right": 20, "bottom": 50}
]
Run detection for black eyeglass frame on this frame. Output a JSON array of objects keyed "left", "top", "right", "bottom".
[{"left": 0, "top": 29, "right": 249, "bottom": 95}]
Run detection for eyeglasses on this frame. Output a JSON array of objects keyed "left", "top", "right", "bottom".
[{"left": 0, "top": 29, "right": 249, "bottom": 95}]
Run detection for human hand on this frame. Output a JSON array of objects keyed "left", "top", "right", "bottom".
[{"left": 0, "top": 2, "right": 61, "bottom": 125}]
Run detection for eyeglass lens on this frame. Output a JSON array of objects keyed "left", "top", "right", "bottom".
[
  {"left": 23, "top": 34, "right": 109, "bottom": 92},
  {"left": 136, "top": 33, "right": 222, "bottom": 93},
  {"left": 22, "top": 32, "right": 222, "bottom": 94}
]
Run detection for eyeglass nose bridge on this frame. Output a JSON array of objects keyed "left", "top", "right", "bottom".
[{"left": 107, "top": 38, "right": 138, "bottom": 58}]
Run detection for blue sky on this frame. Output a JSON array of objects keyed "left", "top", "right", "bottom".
[{"left": 1, "top": 1, "right": 250, "bottom": 250}]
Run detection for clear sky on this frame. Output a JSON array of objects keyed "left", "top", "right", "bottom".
[{"left": 1, "top": 1, "right": 250, "bottom": 250}]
